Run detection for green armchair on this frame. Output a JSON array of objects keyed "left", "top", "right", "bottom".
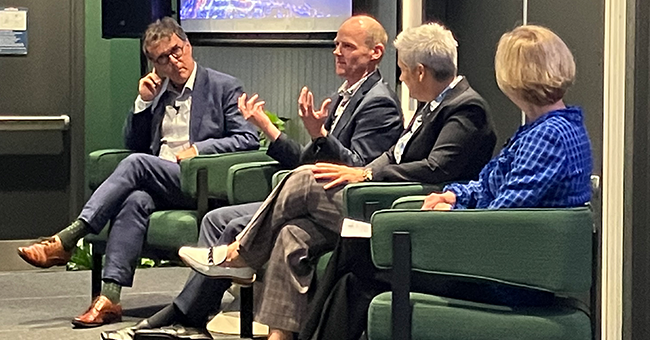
[
  {"left": 367, "top": 206, "right": 595, "bottom": 340},
  {"left": 84, "top": 148, "right": 273, "bottom": 298}
]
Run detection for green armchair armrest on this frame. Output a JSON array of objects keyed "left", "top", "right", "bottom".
[
  {"left": 390, "top": 196, "right": 428, "bottom": 209},
  {"left": 179, "top": 149, "right": 273, "bottom": 203},
  {"left": 227, "top": 160, "right": 285, "bottom": 205},
  {"left": 342, "top": 182, "right": 445, "bottom": 222},
  {"left": 87, "top": 149, "right": 133, "bottom": 190}
]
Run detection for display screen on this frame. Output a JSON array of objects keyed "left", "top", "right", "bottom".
[{"left": 180, "top": 0, "right": 352, "bottom": 33}]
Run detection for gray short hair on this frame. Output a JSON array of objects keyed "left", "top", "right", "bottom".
[
  {"left": 142, "top": 17, "right": 188, "bottom": 56},
  {"left": 394, "top": 23, "right": 458, "bottom": 81}
]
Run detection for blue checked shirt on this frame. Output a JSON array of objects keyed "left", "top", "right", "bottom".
[{"left": 445, "top": 106, "right": 592, "bottom": 209}]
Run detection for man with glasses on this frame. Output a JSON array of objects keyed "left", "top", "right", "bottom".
[{"left": 16, "top": 17, "right": 259, "bottom": 327}]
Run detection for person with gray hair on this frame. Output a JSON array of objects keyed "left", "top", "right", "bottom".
[
  {"left": 178, "top": 21, "right": 496, "bottom": 340},
  {"left": 16, "top": 16, "right": 259, "bottom": 328}
]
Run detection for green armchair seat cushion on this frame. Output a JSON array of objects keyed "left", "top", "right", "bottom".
[
  {"left": 367, "top": 292, "right": 591, "bottom": 340},
  {"left": 84, "top": 210, "right": 199, "bottom": 257},
  {"left": 370, "top": 208, "right": 593, "bottom": 293},
  {"left": 146, "top": 210, "right": 199, "bottom": 252}
]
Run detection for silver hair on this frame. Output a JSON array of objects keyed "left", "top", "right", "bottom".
[{"left": 394, "top": 23, "right": 458, "bottom": 81}]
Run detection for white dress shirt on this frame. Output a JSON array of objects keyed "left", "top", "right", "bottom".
[
  {"left": 330, "top": 70, "right": 375, "bottom": 132},
  {"left": 133, "top": 62, "right": 198, "bottom": 162}
]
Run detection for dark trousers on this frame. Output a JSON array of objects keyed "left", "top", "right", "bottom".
[
  {"left": 172, "top": 202, "right": 262, "bottom": 325},
  {"left": 300, "top": 238, "right": 386, "bottom": 340},
  {"left": 79, "top": 153, "right": 194, "bottom": 286},
  {"left": 300, "top": 238, "right": 558, "bottom": 340}
]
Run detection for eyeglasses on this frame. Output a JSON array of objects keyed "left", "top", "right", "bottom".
[{"left": 151, "top": 43, "right": 185, "bottom": 65}]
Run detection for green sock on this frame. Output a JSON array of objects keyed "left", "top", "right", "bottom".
[
  {"left": 56, "top": 219, "right": 91, "bottom": 251},
  {"left": 101, "top": 280, "right": 122, "bottom": 304}
]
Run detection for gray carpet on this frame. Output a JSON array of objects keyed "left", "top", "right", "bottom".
[{"left": 0, "top": 267, "right": 250, "bottom": 340}]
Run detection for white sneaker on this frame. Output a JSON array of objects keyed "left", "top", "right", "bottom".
[{"left": 178, "top": 246, "right": 255, "bottom": 284}]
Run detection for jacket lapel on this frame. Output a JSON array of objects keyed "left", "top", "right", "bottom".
[
  {"left": 324, "top": 94, "right": 342, "bottom": 132},
  {"left": 404, "top": 78, "right": 470, "bottom": 146},
  {"left": 329, "top": 70, "right": 382, "bottom": 137},
  {"left": 189, "top": 65, "right": 208, "bottom": 143}
]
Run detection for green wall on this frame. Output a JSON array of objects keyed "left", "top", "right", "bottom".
[{"left": 84, "top": 0, "right": 141, "bottom": 154}]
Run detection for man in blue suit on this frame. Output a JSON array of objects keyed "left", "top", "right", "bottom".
[{"left": 16, "top": 17, "right": 259, "bottom": 327}]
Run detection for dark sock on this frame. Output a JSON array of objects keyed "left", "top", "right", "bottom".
[
  {"left": 146, "top": 304, "right": 182, "bottom": 328},
  {"left": 101, "top": 280, "right": 122, "bottom": 304},
  {"left": 56, "top": 219, "right": 91, "bottom": 251}
]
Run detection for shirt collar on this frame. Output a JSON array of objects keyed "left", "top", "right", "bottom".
[
  {"left": 428, "top": 75, "right": 463, "bottom": 111},
  {"left": 337, "top": 70, "right": 376, "bottom": 98},
  {"left": 159, "top": 61, "right": 198, "bottom": 95}
]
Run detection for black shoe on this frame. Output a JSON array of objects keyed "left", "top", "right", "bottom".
[
  {"left": 100, "top": 319, "right": 154, "bottom": 340},
  {"left": 134, "top": 324, "right": 212, "bottom": 340}
]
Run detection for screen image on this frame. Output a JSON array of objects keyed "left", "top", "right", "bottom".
[{"left": 180, "top": 0, "right": 352, "bottom": 33}]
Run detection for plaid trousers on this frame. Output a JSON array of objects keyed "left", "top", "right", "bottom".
[{"left": 237, "top": 166, "right": 344, "bottom": 332}]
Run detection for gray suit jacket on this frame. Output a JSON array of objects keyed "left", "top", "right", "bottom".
[
  {"left": 124, "top": 65, "right": 259, "bottom": 155},
  {"left": 267, "top": 70, "right": 403, "bottom": 168}
]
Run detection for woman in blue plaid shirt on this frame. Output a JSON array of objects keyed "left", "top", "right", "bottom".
[{"left": 422, "top": 25, "right": 592, "bottom": 211}]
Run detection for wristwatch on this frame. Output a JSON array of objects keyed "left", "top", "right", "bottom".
[{"left": 362, "top": 168, "right": 373, "bottom": 182}]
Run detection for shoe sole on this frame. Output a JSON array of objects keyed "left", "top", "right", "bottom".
[
  {"left": 179, "top": 252, "right": 255, "bottom": 285},
  {"left": 71, "top": 315, "right": 122, "bottom": 328}
]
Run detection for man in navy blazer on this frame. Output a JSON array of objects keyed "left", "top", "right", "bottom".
[{"left": 16, "top": 17, "right": 258, "bottom": 327}]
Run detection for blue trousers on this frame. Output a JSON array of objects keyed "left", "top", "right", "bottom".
[
  {"left": 79, "top": 153, "right": 194, "bottom": 286},
  {"left": 172, "top": 202, "right": 262, "bottom": 325}
]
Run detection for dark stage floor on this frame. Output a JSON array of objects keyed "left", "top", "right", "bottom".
[{"left": 0, "top": 267, "right": 252, "bottom": 340}]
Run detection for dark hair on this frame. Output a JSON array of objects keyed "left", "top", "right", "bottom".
[{"left": 142, "top": 17, "right": 187, "bottom": 56}]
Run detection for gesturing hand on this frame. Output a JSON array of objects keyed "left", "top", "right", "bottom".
[
  {"left": 139, "top": 68, "right": 164, "bottom": 101},
  {"left": 298, "top": 86, "right": 332, "bottom": 139},
  {"left": 311, "top": 162, "right": 364, "bottom": 190},
  {"left": 421, "top": 191, "right": 457, "bottom": 211},
  {"left": 238, "top": 93, "right": 281, "bottom": 142}
]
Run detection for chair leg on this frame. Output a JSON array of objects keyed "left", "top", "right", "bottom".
[
  {"left": 392, "top": 232, "right": 412, "bottom": 340},
  {"left": 91, "top": 247, "right": 102, "bottom": 301},
  {"left": 240, "top": 285, "right": 254, "bottom": 338}
]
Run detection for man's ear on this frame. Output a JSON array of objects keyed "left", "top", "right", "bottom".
[
  {"left": 416, "top": 64, "right": 427, "bottom": 82},
  {"left": 370, "top": 43, "right": 385, "bottom": 61}
]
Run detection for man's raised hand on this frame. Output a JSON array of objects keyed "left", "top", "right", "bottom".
[
  {"left": 138, "top": 68, "right": 164, "bottom": 101},
  {"left": 298, "top": 86, "right": 331, "bottom": 139}
]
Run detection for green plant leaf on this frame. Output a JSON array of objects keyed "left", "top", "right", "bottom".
[{"left": 66, "top": 240, "right": 93, "bottom": 271}]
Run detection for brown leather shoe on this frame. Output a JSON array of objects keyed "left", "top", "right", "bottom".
[
  {"left": 72, "top": 295, "right": 122, "bottom": 328},
  {"left": 17, "top": 235, "right": 72, "bottom": 268}
]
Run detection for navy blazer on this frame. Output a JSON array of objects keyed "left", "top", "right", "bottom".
[
  {"left": 368, "top": 77, "right": 496, "bottom": 184},
  {"left": 124, "top": 65, "right": 259, "bottom": 155},
  {"left": 267, "top": 70, "right": 403, "bottom": 168}
]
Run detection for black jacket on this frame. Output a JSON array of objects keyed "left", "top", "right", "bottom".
[{"left": 368, "top": 77, "right": 496, "bottom": 184}]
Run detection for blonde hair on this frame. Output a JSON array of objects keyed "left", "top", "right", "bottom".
[
  {"left": 495, "top": 25, "right": 575, "bottom": 106},
  {"left": 394, "top": 23, "right": 457, "bottom": 81}
]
